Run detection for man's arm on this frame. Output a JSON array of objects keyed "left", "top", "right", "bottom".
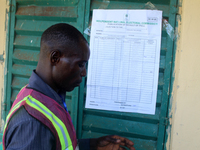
[{"left": 5, "top": 107, "right": 56, "bottom": 150}]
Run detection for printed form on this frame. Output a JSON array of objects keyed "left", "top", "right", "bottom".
[{"left": 85, "top": 9, "right": 162, "bottom": 115}]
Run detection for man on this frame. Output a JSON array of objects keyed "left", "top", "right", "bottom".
[{"left": 3, "top": 23, "right": 135, "bottom": 150}]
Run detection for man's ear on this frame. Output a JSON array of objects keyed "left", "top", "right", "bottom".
[{"left": 50, "top": 50, "right": 61, "bottom": 65}]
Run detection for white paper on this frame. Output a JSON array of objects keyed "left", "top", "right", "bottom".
[{"left": 85, "top": 9, "right": 162, "bottom": 115}]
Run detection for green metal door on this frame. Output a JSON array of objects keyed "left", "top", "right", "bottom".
[
  {"left": 3, "top": 0, "right": 87, "bottom": 130},
  {"left": 4, "top": 0, "right": 178, "bottom": 149},
  {"left": 77, "top": 0, "right": 178, "bottom": 150}
]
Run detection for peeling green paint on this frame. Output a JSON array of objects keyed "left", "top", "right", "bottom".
[
  {"left": 0, "top": 88, "right": 4, "bottom": 133},
  {"left": 178, "top": 0, "right": 183, "bottom": 7},
  {"left": 164, "top": 7, "right": 182, "bottom": 150},
  {"left": 0, "top": 55, "right": 4, "bottom": 62}
]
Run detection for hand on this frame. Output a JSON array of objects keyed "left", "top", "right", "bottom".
[{"left": 90, "top": 135, "right": 135, "bottom": 150}]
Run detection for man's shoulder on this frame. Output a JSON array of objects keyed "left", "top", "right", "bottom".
[
  {"left": 7, "top": 106, "right": 39, "bottom": 128},
  {"left": 5, "top": 106, "right": 56, "bottom": 149}
]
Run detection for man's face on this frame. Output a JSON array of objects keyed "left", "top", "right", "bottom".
[{"left": 52, "top": 41, "right": 90, "bottom": 92}]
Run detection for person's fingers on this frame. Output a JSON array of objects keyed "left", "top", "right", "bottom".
[
  {"left": 97, "top": 136, "right": 120, "bottom": 147},
  {"left": 119, "top": 146, "right": 126, "bottom": 150},
  {"left": 98, "top": 135, "right": 135, "bottom": 150},
  {"left": 111, "top": 136, "right": 135, "bottom": 150},
  {"left": 112, "top": 144, "right": 120, "bottom": 150},
  {"left": 109, "top": 135, "right": 125, "bottom": 143},
  {"left": 119, "top": 137, "right": 134, "bottom": 145},
  {"left": 124, "top": 138, "right": 134, "bottom": 146},
  {"left": 110, "top": 135, "right": 134, "bottom": 147},
  {"left": 129, "top": 147, "right": 136, "bottom": 150},
  {"left": 104, "top": 136, "right": 121, "bottom": 143}
]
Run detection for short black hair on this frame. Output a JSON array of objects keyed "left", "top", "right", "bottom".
[{"left": 40, "top": 23, "right": 87, "bottom": 55}]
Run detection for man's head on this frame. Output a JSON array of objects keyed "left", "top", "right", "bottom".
[{"left": 36, "top": 23, "right": 90, "bottom": 92}]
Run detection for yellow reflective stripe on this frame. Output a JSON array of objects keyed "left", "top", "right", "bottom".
[
  {"left": 67, "top": 145, "right": 74, "bottom": 150},
  {"left": 4, "top": 86, "right": 27, "bottom": 133},
  {"left": 3, "top": 97, "right": 28, "bottom": 132},
  {"left": 3, "top": 93, "right": 74, "bottom": 150},
  {"left": 26, "top": 95, "right": 73, "bottom": 150},
  {"left": 6, "top": 97, "right": 27, "bottom": 121},
  {"left": 16, "top": 85, "right": 27, "bottom": 99}
]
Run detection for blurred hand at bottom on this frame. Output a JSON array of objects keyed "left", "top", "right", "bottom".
[{"left": 90, "top": 135, "right": 135, "bottom": 150}]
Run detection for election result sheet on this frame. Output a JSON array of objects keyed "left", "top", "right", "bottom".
[{"left": 85, "top": 9, "right": 162, "bottom": 115}]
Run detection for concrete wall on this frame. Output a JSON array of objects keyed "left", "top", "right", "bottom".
[
  {"left": 0, "top": 0, "right": 7, "bottom": 131},
  {"left": 168, "top": 0, "right": 200, "bottom": 149}
]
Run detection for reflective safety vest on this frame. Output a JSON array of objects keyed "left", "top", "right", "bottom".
[{"left": 3, "top": 86, "right": 78, "bottom": 150}]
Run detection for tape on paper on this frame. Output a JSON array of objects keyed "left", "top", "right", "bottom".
[
  {"left": 144, "top": 1, "right": 176, "bottom": 40},
  {"left": 84, "top": 0, "right": 110, "bottom": 36}
]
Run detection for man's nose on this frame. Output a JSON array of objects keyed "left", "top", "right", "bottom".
[{"left": 81, "top": 67, "right": 86, "bottom": 77}]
